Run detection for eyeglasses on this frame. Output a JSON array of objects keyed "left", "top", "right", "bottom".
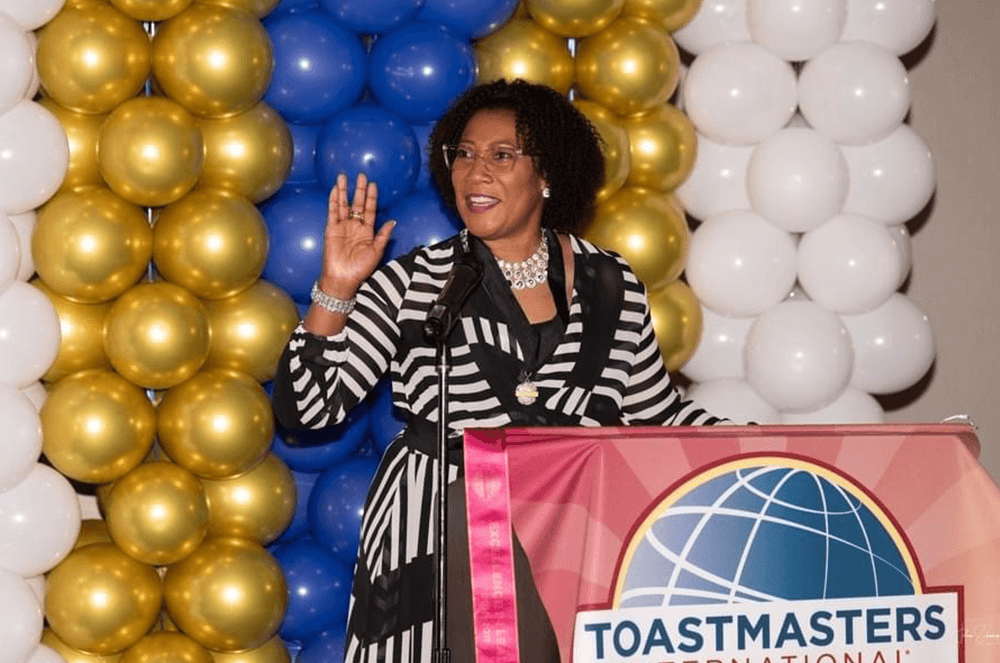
[{"left": 442, "top": 143, "right": 525, "bottom": 172}]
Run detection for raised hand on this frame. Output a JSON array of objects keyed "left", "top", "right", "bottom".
[{"left": 317, "top": 172, "right": 395, "bottom": 300}]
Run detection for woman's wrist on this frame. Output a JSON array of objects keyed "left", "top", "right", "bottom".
[
  {"left": 311, "top": 282, "right": 355, "bottom": 315},
  {"left": 316, "top": 276, "right": 360, "bottom": 301}
]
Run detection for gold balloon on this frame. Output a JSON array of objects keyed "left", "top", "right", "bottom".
[
  {"left": 104, "top": 282, "right": 211, "bottom": 390},
  {"left": 110, "top": 0, "right": 194, "bottom": 21},
  {"left": 202, "top": 453, "right": 296, "bottom": 545},
  {"left": 33, "top": 187, "right": 152, "bottom": 303},
  {"left": 203, "top": 280, "right": 299, "bottom": 382},
  {"left": 572, "top": 100, "right": 630, "bottom": 204},
  {"left": 197, "top": 102, "right": 293, "bottom": 203},
  {"left": 38, "top": 99, "right": 106, "bottom": 193},
  {"left": 475, "top": 19, "right": 574, "bottom": 95},
  {"left": 156, "top": 369, "right": 274, "bottom": 479},
  {"left": 526, "top": 0, "right": 625, "bottom": 37},
  {"left": 98, "top": 96, "right": 205, "bottom": 208},
  {"left": 41, "top": 369, "right": 157, "bottom": 484},
  {"left": 74, "top": 518, "right": 114, "bottom": 550},
  {"left": 152, "top": 189, "right": 268, "bottom": 300},
  {"left": 163, "top": 537, "right": 287, "bottom": 652},
  {"left": 207, "top": 0, "right": 282, "bottom": 19},
  {"left": 648, "top": 279, "right": 702, "bottom": 372},
  {"left": 622, "top": 0, "right": 702, "bottom": 31},
  {"left": 513, "top": 0, "right": 530, "bottom": 17},
  {"left": 152, "top": 3, "right": 273, "bottom": 118},
  {"left": 104, "top": 461, "right": 210, "bottom": 565},
  {"left": 585, "top": 187, "right": 689, "bottom": 290},
  {"left": 576, "top": 17, "right": 681, "bottom": 116},
  {"left": 35, "top": 3, "right": 151, "bottom": 115},
  {"left": 211, "top": 636, "right": 290, "bottom": 663},
  {"left": 32, "top": 279, "right": 113, "bottom": 380},
  {"left": 623, "top": 103, "right": 697, "bottom": 192},
  {"left": 121, "top": 631, "right": 213, "bottom": 663},
  {"left": 42, "top": 629, "right": 124, "bottom": 663},
  {"left": 45, "top": 542, "right": 163, "bottom": 655}
]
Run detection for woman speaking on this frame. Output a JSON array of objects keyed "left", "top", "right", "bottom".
[{"left": 272, "top": 79, "right": 724, "bottom": 662}]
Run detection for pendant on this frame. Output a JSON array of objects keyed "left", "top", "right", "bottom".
[{"left": 515, "top": 380, "right": 538, "bottom": 406}]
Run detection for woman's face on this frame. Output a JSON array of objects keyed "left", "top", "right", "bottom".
[{"left": 450, "top": 109, "right": 547, "bottom": 248}]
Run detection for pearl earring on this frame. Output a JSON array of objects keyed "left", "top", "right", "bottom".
[{"left": 542, "top": 187, "right": 551, "bottom": 199}]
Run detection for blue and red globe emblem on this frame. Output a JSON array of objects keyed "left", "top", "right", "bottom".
[{"left": 617, "top": 458, "right": 919, "bottom": 608}]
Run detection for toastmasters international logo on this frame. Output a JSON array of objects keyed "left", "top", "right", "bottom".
[{"left": 573, "top": 456, "right": 961, "bottom": 663}]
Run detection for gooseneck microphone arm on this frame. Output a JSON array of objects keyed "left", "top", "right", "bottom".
[{"left": 425, "top": 253, "right": 482, "bottom": 663}]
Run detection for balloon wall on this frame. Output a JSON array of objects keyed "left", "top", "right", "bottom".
[{"left": 675, "top": 0, "right": 936, "bottom": 424}]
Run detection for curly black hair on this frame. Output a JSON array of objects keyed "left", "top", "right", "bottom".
[{"left": 428, "top": 79, "right": 606, "bottom": 235}]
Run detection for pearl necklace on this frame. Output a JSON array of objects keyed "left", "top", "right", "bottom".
[{"left": 495, "top": 235, "right": 549, "bottom": 290}]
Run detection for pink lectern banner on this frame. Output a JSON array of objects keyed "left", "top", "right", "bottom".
[{"left": 463, "top": 424, "right": 1000, "bottom": 663}]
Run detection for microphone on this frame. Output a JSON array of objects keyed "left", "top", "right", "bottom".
[{"left": 423, "top": 254, "right": 482, "bottom": 343}]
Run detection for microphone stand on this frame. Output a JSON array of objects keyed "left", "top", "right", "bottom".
[
  {"left": 424, "top": 251, "right": 481, "bottom": 663},
  {"left": 431, "top": 333, "right": 451, "bottom": 663}
]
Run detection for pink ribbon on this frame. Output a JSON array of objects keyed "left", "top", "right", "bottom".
[{"left": 463, "top": 430, "right": 520, "bottom": 663}]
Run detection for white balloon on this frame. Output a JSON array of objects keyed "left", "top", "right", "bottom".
[
  {"left": 684, "top": 42, "right": 798, "bottom": 146},
  {"left": 780, "top": 386, "right": 884, "bottom": 424},
  {"left": 0, "top": 281, "right": 61, "bottom": 388},
  {"left": 797, "top": 214, "right": 904, "bottom": 314},
  {"left": 841, "top": 293, "right": 934, "bottom": 394},
  {"left": 25, "top": 644, "right": 65, "bottom": 663},
  {"left": 841, "top": 0, "right": 935, "bottom": 56},
  {"left": 686, "top": 210, "right": 797, "bottom": 316},
  {"left": 23, "top": 31, "right": 39, "bottom": 102},
  {"left": 687, "top": 378, "right": 781, "bottom": 424},
  {"left": 23, "top": 574, "right": 45, "bottom": 607},
  {"left": 0, "top": 0, "right": 66, "bottom": 30},
  {"left": 745, "top": 300, "right": 854, "bottom": 412},
  {"left": 0, "top": 13, "right": 33, "bottom": 115},
  {"left": 0, "top": 464, "right": 80, "bottom": 576},
  {"left": 681, "top": 305, "right": 755, "bottom": 382},
  {"left": 0, "top": 567, "right": 43, "bottom": 663},
  {"left": 0, "top": 101, "right": 69, "bottom": 215},
  {"left": 841, "top": 124, "right": 934, "bottom": 226},
  {"left": 0, "top": 214, "right": 20, "bottom": 294},
  {"left": 888, "top": 223, "right": 912, "bottom": 288},
  {"left": 7, "top": 211, "right": 34, "bottom": 281},
  {"left": 748, "top": 0, "right": 847, "bottom": 62},
  {"left": 19, "top": 381, "right": 47, "bottom": 412},
  {"left": 0, "top": 384, "right": 41, "bottom": 493},
  {"left": 798, "top": 42, "right": 910, "bottom": 146},
  {"left": 673, "top": 0, "right": 751, "bottom": 56},
  {"left": 747, "top": 127, "right": 848, "bottom": 232},
  {"left": 675, "top": 133, "right": 753, "bottom": 222}
]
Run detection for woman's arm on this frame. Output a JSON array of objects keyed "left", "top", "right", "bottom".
[{"left": 272, "top": 173, "right": 398, "bottom": 430}]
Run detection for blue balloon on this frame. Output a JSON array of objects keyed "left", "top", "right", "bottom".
[
  {"left": 274, "top": 469, "right": 321, "bottom": 545},
  {"left": 316, "top": 104, "right": 419, "bottom": 210},
  {"left": 273, "top": 400, "right": 372, "bottom": 472},
  {"left": 286, "top": 123, "right": 321, "bottom": 184},
  {"left": 298, "top": 625, "right": 347, "bottom": 663},
  {"left": 410, "top": 122, "right": 434, "bottom": 190},
  {"left": 381, "top": 188, "right": 463, "bottom": 262},
  {"left": 368, "top": 21, "right": 476, "bottom": 124},
  {"left": 367, "top": 377, "right": 406, "bottom": 453},
  {"left": 261, "top": 183, "right": 327, "bottom": 304},
  {"left": 319, "top": 0, "right": 424, "bottom": 34},
  {"left": 415, "top": 0, "right": 519, "bottom": 39},
  {"left": 273, "top": 0, "right": 320, "bottom": 14},
  {"left": 273, "top": 538, "right": 354, "bottom": 642},
  {"left": 309, "top": 457, "right": 380, "bottom": 564},
  {"left": 264, "top": 9, "right": 367, "bottom": 124}
]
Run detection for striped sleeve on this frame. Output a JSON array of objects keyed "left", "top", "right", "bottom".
[
  {"left": 617, "top": 265, "right": 724, "bottom": 427},
  {"left": 272, "top": 260, "right": 410, "bottom": 431}
]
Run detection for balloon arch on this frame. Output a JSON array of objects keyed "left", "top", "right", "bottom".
[{"left": 0, "top": 0, "right": 936, "bottom": 661}]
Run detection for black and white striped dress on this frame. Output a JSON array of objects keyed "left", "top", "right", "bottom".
[{"left": 272, "top": 230, "right": 722, "bottom": 662}]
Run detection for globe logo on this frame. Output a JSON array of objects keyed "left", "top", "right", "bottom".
[{"left": 616, "top": 456, "right": 919, "bottom": 609}]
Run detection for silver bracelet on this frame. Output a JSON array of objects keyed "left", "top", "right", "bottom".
[{"left": 311, "top": 282, "right": 356, "bottom": 315}]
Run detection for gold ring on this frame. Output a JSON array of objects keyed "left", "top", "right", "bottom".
[{"left": 349, "top": 210, "right": 364, "bottom": 219}]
